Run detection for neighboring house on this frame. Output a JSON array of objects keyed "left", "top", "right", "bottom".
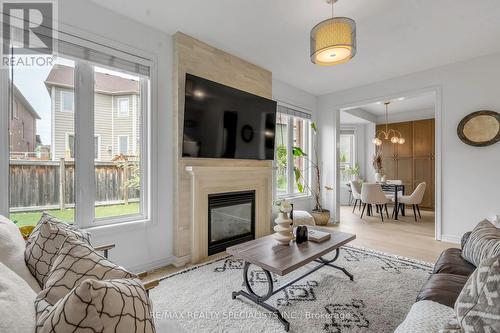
[
  {"left": 9, "top": 85, "right": 41, "bottom": 157},
  {"left": 44, "top": 64, "right": 140, "bottom": 162}
]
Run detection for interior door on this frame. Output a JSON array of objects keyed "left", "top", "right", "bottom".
[{"left": 413, "top": 119, "right": 435, "bottom": 209}]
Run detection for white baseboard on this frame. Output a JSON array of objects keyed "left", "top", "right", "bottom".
[
  {"left": 172, "top": 254, "right": 191, "bottom": 268},
  {"left": 127, "top": 256, "right": 175, "bottom": 273},
  {"left": 441, "top": 234, "right": 461, "bottom": 244}
]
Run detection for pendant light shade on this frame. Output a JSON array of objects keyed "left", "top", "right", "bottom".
[{"left": 310, "top": 16, "right": 356, "bottom": 66}]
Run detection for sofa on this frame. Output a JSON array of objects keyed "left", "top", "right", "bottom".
[
  {"left": 0, "top": 213, "right": 159, "bottom": 333},
  {"left": 395, "top": 219, "right": 500, "bottom": 332},
  {"left": 415, "top": 232, "right": 475, "bottom": 308}
]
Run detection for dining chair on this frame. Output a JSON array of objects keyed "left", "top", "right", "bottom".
[
  {"left": 360, "top": 183, "right": 390, "bottom": 221},
  {"left": 392, "top": 182, "right": 426, "bottom": 221},
  {"left": 350, "top": 180, "right": 362, "bottom": 213}
]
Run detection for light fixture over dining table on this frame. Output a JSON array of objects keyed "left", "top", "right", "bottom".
[
  {"left": 310, "top": 0, "right": 356, "bottom": 66},
  {"left": 372, "top": 102, "right": 405, "bottom": 146}
]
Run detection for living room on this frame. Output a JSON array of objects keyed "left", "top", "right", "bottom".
[{"left": 0, "top": 0, "right": 499, "bottom": 332}]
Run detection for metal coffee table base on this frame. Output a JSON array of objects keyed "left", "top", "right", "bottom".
[{"left": 231, "top": 248, "right": 353, "bottom": 332}]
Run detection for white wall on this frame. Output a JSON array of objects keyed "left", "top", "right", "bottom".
[
  {"left": 272, "top": 79, "right": 317, "bottom": 212},
  {"left": 375, "top": 108, "right": 435, "bottom": 124},
  {"left": 318, "top": 52, "right": 500, "bottom": 241},
  {"left": 57, "top": 0, "right": 174, "bottom": 272}
]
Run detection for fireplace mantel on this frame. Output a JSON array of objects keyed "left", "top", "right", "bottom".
[{"left": 185, "top": 165, "right": 273, "bottom": 263}]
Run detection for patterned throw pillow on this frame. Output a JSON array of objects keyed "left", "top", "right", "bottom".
[
  {"left": 453, "top": 255, "right": 500, "bottom": 332},
  {"left": 36, "top": 278, "right": 156, "bottom": 333},
  {"left": 37, "top": 236, "right": 135, "bottom": 307},
  {"left": 25, "top": 212, "right": 91, "bottom": 287},
  {"left": 461, "top": 219, "right": 500, "bottom": 267}
]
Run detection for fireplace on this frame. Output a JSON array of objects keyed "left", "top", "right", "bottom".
[{"left": 208, "top": 190, "right": 255, "bottom": 255}]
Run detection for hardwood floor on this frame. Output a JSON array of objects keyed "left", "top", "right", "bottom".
[
  {"left": 144, "top": 205, "right": 457, "bottom": 282},
  {"left": 327, "top": 205, "right": 455, "bottom": 263}
]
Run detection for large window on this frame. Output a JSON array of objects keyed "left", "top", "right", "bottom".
[
  {"left": 275, "top": 105, "right": 311, "bottom": 198},
  {"left": 340, "top": 129, "right": 356, "bottom": 183},
  {"left": 6, "top": 35, "right": 151, "bottom": 228}
]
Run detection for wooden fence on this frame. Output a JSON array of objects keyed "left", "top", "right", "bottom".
[{"left": 9, "top": 159, "right": 139, "bottom": 212}]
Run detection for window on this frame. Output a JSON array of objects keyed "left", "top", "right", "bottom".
[
  {"left": 9, "top": 57, "right": 76, "bottom": 226},
  {"left": 340, "top": 130, "right": 356, "bottom": 183},
  {"left": 13, "top": 100, "right": 19, "bottom": 119},
  {"left": 6, "top": 36, "right": 151, "bottom": 228},
  {"left": 67, "top": 134, "right": 100, "bottom": 160},
  {"left": 61, "top": 91, "right": 74, "bottom": 112},
  {"left": 117, "top": 98, "right": 129, "bottom": 117},
  {"left": 275, "top": 105, "right": 311, "bottom": 198},
  {"left": 94, "top": 67, "right": 147, "bottom": 221},
  {"left": 118, "top": 135, "right": 129, "bottom": 155}
]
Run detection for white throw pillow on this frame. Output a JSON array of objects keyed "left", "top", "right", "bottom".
[
  {"left": 488, "top": 215, "right": 500, "bottom": 228},
  {"left": 36, "top": 278, "right": 156, "bottom": 333},
  {"left": 0, "top": 262, "right": 37, "bottom": 333},
  {"left": 394, "top": 300, "right": 455, "bottom": 333},
  {"left": 0, "top": 214, "right": 41, "bottom": 292}
]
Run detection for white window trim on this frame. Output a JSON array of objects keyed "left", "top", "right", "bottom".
[
  {"left": 13, "top": 100, "right": 19, "bottom": 119},
  {"left": 61, "top": 91, "right": 75, "bottom": 113},
  {"left": 118, "top": 135, "right": 129, "bottom": 155},
  {"left": 274, "top": 111, "right": 312, "bottom": 200},
  {"left": 1, "top": 27, "right": 154, "bottom": 229},
  {"left": 116, "top": 97, "right": 130, "bottom": 117},
  {"left": 94, "top": 135, "right": 101, "bottom": 161},
  {"left": 65, "top": 132, "right": 75, "bottom": 159}
]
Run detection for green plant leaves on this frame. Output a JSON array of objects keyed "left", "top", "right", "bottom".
[
  {"left": 292, "top": 146, "right": 307, "bottom": 157},
  {"left": 294, "top": 166, "right": 304, "bottom": 193}
]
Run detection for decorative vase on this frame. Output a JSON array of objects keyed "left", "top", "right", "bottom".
[
  {"left": 381, "top": 175, "right": 387, "bottom": 182},
  {"left": 375, "top": 172, "right": 382, "bottom": 182},
  {"left": 273, "top": 212, "right": 294, "bottom": 245},
  {"left": 311, "top": 209, "right": 330, "bottom": 226}
]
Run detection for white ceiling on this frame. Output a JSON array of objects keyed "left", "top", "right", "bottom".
[
  {"left": 340, "top": 92, "right": 435, "bottom": 124},
  {"left": 89, "top": 0, "right": 500, "bottom": 96},
  {"left": 339, "top": 112, "right": 371, "bottom": 125},
  {"left": 361, "top": 94, "right": 435, "bottom": 116}
]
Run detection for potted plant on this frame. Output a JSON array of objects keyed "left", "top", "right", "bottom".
[
  {"left": 344, "top": 163, "right": 360, "bottom": 181},
  {"left": 372, "top": 151, "right": 383, "bottom": 182},
  {"left": 291, "top": 122, "right": 332, "bottom": 226}
]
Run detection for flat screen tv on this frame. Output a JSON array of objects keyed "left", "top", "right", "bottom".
[{"left": 182, "top": 73, "right": 277, "bottom": 160}]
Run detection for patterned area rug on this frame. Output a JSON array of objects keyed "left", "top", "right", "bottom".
[{"left": 150, "top": 246, "right": 432, "bottom": 333}]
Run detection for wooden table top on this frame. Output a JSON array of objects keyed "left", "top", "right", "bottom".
[{"left": 226, "top": 229, "right": 356, "bottom": 276}]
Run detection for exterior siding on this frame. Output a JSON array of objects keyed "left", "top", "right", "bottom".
[
  {"left": 9, "top": 96, "right": 37, "bottom": 153},
  {"left": 52, "top": 87, "right": 139, "bottom": 161},
  {"left": 53, "top": 87, "right": 75, "bottom": 160}
]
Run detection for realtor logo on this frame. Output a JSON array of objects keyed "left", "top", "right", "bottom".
[{"left": 1, "top": 0, "right": 57, "bottom": 66}]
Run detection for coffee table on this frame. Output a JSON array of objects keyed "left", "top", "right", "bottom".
[{"left": 227, "top": 229, "right": 356, "bottom": 331}]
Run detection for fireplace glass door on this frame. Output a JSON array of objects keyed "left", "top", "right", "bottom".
[{"left": 208, "top": 191, "right": 255, "bottom": 255}]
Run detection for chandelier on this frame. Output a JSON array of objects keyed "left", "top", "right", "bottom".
[
  {"left": 310, "top": 0, "right": 356, "bottom": 66},
  {"left": 372, "top": 102, "right": 405, "bottom": 146}
]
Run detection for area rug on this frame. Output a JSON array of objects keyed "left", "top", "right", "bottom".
[{"left": 150, "top": 246, "right": 432, "bottom": 333}]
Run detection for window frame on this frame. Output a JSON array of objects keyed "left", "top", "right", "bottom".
[
  {"left": 118, "top": 135, "right": 129, "bottom": 155},
  {"left": 13, "top": 100, "right": 19, "bottom": 119},
  {"left": 61, "top": 90, "right": 75, "bottom": 113},
  {"left": 1, "top": 27, "right": 154, "bottom": 229},
  {"left": 339, "top": 129, "right": 356, "bottom": 183},
  {"left": 116, "top": 97, "right": 130, "bottom": 117},
  {"left": 274, "top": 109, "right": 312, "bottom": 200}
]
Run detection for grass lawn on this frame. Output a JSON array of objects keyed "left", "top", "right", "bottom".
[{"left": 10, "top": 202, "right": 140, "bottom": 227}]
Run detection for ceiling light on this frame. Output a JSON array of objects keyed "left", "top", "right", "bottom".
[
  {"left": 373, "top": 102, "right": 405, "bottom": 146},
  {"left": 310, "top": 0, "right": 356, "bottom": 66},
  {"left": 397, "top": 97, "right": 406, "bottom": 101}
]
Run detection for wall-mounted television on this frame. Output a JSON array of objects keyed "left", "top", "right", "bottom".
[{"left": 182, "top": 73, "right": 276, "bottom": 160}]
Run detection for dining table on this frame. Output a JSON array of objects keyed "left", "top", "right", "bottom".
[{"left": 380, "top": 183, "right": 406, "bottom": 220}]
